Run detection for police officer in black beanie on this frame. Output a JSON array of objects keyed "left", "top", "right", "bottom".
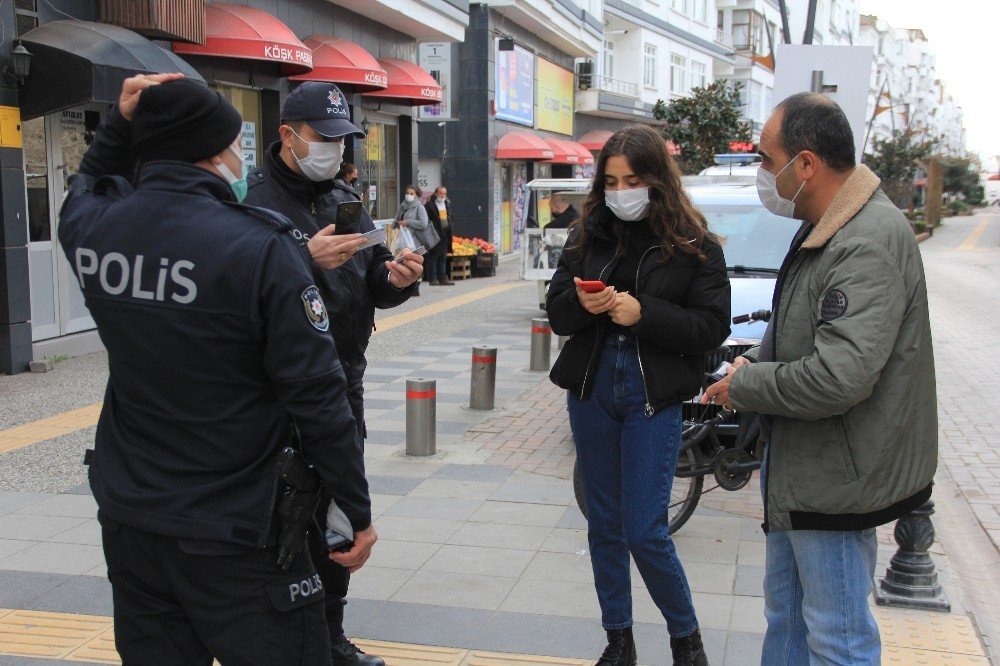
[
  {"left": 59, "top": 73, "right": 376, "bottom": 665},
  {"left": 246, "top": 80, "right": 421, "bottom": 666}
]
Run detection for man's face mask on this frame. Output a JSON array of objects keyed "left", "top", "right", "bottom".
[
  {"left": 756, "top": 154, "right": 805, "bottom": 219},
  {"left": 216, "top": 142, "right": 248, "bottom": 203},
  {"left": 288, "top": 128, "right": 344, "bottom": 182}
]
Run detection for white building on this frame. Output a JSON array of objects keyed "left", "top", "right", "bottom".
[
  {"left": 575, "top": 0, "right": 736, "bottom": 132},
  {"left": 786, "top": 0, "right": 860, "bottom": 46}
]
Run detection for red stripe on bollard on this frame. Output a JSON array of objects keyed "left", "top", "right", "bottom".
[
  {"left": 406, "top": 390, "right": 437, "bottom": 400},
  {"left": 472, "top": 355, "right": 497, "bottom": 364},
  {"left": 531, "top": 326, "right": 552, "bottom": 334}
]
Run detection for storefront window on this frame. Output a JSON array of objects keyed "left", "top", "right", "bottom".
[
  {"left": 214, "top": 84, "right": 262, "bottom": 169},
  {"left": 361, "top": 122, "right": 399, "bottom": 220},
  {"left": 22, "top": 117, "right": 49, "bottom": 243}
]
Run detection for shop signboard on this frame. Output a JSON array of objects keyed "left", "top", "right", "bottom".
[
  {"left": 536, "top": 59, "right": 574, "bottom": 136},
  {"left": 419, "top": 43, "right": 453, "bottom": 120},
  {"left": 495, "top": 42, "right": 535, "bottom": 127}
]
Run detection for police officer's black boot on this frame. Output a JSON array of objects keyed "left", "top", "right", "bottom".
[
  {"left": 670, "top": 629, "right": 709, "bottom": 666},
  {"left": 330, "top": 636, "right": 385, "bottom": 666},
  {"left": 596, "top": 627, "right": 637, "bottom": 665}
]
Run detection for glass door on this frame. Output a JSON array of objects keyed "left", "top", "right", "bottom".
[{"left": 24, "top": 114, "right": 59, "bottom": 341}]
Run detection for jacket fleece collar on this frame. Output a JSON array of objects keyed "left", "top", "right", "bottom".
[{"left": 801, "top": 164, "right": 881, "bottom": 249}]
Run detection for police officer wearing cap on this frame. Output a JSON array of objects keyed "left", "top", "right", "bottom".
[
  {"left": 245, "top": 82, "right": 421, "bottom": 665},
  {"left": 59, "top": 74, "right": 376, "bottom": 665}
]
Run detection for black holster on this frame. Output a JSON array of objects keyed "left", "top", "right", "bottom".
[{"left": 267, "top": 447, "right": 322, "bottom": 570}]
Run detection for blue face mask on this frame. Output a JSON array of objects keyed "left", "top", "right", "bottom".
[{"left": 216, "top": 143, "right": 248, "bottom": 203}]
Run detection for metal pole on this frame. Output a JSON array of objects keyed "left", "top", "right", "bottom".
[
  {"left": 810, "top": 70, "right": 824, "bottom": 93},
  {"left": 405, "top": 378, "right": 436, "bottom": 456},
  {"left": 530, "top": 318, "right": 552, "bottom": 371},
  {"left": 874, "top": 500, "right": 950, "bottom": 611},
  {"left": 469, "top": 346, "right": 497, "bottom": 410}
]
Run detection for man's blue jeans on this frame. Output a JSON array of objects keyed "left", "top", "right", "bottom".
[
  {"left": 568, "top": 335, "right": 699, "bottom": 637},
  {"left": 761, "top": 450, "right": 881, "bottom": 665}
]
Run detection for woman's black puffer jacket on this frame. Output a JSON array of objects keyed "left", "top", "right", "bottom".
[{"left": 547, "top": 211, "right": 732, "bottom": 414}]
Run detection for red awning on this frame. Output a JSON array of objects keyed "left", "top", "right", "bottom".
[
  {"left": 495, "top": 132, "right": 555, "bottom": 161},
  {"left": 568, "top": 141, "right": 595, "bottom": 166},
  {"left": 989, "top": 174, "right": 1000, "bottom": 181},
  {"left": 173, "top": 3, "right": 312, "bottom": 76},
  {"left": 290, "top": 36, "right": 387, "bottom": 91},
  {"left": 579, "top": 129, "right": 614, "bottom": 151},
  {"left": 362, "top": 58, "right": 442, "bottom": 105},
  {"left": 544, "top": 138, "right": 580, "bottom": 165}
]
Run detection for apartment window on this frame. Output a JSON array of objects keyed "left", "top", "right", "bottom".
[
  {"left": 672, "top": 0, "right": 688, "bottom": 14},
  {"left": 670, "top": 54, "right": 687, "bottom": 94},
  {"left": 694, "top": 0, "right": 707, "bottom": 23},
  {"left": 748, "top": 80, "right": 762, "bottom": 121},
  {"left": 717, "top": 10, "right": 724, "bottom": 30},
  {"left": 732, "top": 10, "right": 750, "bottom": 49},
  {"left": 643, "top": 44, "right": 657, "bottom": 88},
  {"left": 603, "top": 39, "right": 615, "bottom": 78},
  {"left": 691, "top": 61, "right": 706, "bottom": 89}
]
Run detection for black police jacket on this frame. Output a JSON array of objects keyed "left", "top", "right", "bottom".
[
  {"left": 547, "top": 210, "right": 732, "bottom": 413},
  {"left": 246, "top": 143, "right": 413, "bottom": 380},
  {"left": 58, "top": 108, "right": 371, "bottom": 545}
]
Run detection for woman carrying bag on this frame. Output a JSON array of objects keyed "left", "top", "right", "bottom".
[
  {"left": 547, "top": 125, "right": 731, "bottom": 666},
  {"left": 395, "top": 186, "right": 439, "bottom": 295}
]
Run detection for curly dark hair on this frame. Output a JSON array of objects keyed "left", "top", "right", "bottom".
[{"left": 574, "top": 125, "right": 718, "bottom": 261}]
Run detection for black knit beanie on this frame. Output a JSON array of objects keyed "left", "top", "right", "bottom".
[{"left": 131, "top": 79, "right": 242, "bottom": 163}]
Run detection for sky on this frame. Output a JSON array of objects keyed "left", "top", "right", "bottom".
[{"left": 860, "top": 0, "right": 1000, "bottom": 172}]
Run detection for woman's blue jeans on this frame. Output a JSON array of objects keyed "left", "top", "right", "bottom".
[{"left": 568, "top": 334, "right": 699, "bottom": 637}]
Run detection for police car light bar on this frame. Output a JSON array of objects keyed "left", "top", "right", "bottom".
[{"left": 714, "top": 153, "right": 761, "bottom": 166}]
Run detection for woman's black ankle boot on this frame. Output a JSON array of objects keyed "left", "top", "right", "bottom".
[
  {"left": 596, "top": 627, "right": 637, "bottom": 665},
  {"left": 670, "top": 629, "right": 708, "bottom": 666}
]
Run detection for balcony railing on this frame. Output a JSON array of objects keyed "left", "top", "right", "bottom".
[
  {"left": 715, "top": 29, "right": 734, "bottom": 49},
  {"left": 581, "top": 74, "right": 640, "bottom": 98}
]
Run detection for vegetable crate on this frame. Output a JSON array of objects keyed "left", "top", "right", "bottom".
[{"left": 472, "top": 252, "right": 497, "bottom": 277}]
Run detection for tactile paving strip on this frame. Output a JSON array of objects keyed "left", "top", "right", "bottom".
[
  {"left": 0, "top": 609, "right": 112, "bottom": 659},
  {"left": 882, "top": 646, "right": 991, "bottom": 665},
  {"left": 874, "top": 607, "right": 986, "bottom": 657},
  {"left": 464, "top": 651, "right": 589, "bottom": 665}
]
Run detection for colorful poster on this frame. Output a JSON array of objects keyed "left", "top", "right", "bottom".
[
  {"left": 512, "top": 163, "right": 528, "bottom": 250},
  {"left": 536, "top": 59, "right": 574, "bottom": 135},
  {"left": 495, "top": 42, "right": 535, "bottom": 127},
  {"left": 419, "top": 43, "right": 452, "bottom": 120}
]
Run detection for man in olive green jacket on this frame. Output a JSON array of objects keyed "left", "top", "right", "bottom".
[{"left": 704, "top": 93, "right": 936, "bottom": 665}]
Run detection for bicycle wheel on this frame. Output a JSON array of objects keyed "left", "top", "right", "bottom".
[{"left": 572, "top": 448, "right": 703, "bottom": 535}]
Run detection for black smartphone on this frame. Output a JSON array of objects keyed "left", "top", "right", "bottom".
[{"left": 334, "top": 201, "right": 363, "bottom": 234}]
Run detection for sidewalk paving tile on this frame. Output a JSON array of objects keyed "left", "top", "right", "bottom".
[
  {"left": 346, "top": 566, "right": 415, "bottom": 601},
  {"left": 499, "top": 579, "right": 600, "bottom": 619},
  {"left": 21, "top": 577, "right": 113, "bottom": 617},
  {"left": 367, "top": 540, "right": 442, "bottom": 571},
  {"left": 447, "top": 522, "right": 552, "bottom": 551},
  {"left": 0, "top": 541, "right": 34, "bottom": 561},
  {"left": 469, "top": 501, "right": 566, "bottom": 528},
  {"left": 47, "top": 519, "right": 101, "bottom": 547},
  {"left": 408, "top": 479, "right": 501, "bottom": 500},
  {"left": 354, "top": 602, "right": 493, "bottom": 651},
  {"left": 18, "top": 493, "right": 97, "bottom": 518},
  {"left": 421, "top": 545, "right": 536, "bottom": 578},
  {"left": 431, "top": 464, "right": 514, "bottom": 482},
  {"left": 520, "top": 551, "right": 594, "bottom": 585},
  {"left": 391, "top": 570, "right": 517, "bottom": 610},
  {"left": 0, "top": 543, "right": 105, "bottom": 576},
  {"left": 372, "top": 516, "right": 463, "bottom": 544},
  {"left": 0, "top": 515, "right": 88, "bottom": 542},
  {"left": 384, "top": 496, "right": 485, "bottom": 521},
  {"left": 0, "top": 492, "right": 52, "bottom": 513}
]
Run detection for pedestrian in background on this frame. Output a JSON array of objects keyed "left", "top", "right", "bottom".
[
  {"left": 424, "top": 186, "right": 455, "bottom": 285},
  {"left": 245, "top": 81, "right": 422, "bottom": 666},
  {"left": 545, "top": 193, "right": 580, "bottom": 229},
  {"left": 335, "top": 162, "right": 360, "bottom": 194},
  {"left": 547, "top": 125, "right": 731, "bottom": 666},
  {"left": 59, "top": 74, "right": 375, "bottom": 665},
  {"left": 703, "top": 93, "right": 937, "bottom": 665}
]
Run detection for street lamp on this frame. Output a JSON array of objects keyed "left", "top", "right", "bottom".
[{"left": 5, "top": 42, "right": 31, "bottom": 84}]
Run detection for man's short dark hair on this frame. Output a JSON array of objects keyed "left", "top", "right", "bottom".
[{"left": 775, "top": 93, "right": 856, "bottom": 171}]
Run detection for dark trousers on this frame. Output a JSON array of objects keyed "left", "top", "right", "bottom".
[
  {"left": 101, "top": 515, "right": 331, "bottom": 666},
  {"left": 425, "top": 244, "right": 448, "bottom": 282},
  {"left": 310, "top": 376, "right": 366, "bottom": 640}
]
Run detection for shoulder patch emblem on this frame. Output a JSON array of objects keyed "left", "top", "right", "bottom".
[
  {"left": 301, "top": 286, "right": 330, "bottom": 332},
  {"left": 820, "top": 289, "right": 848, "bottom": 321}
]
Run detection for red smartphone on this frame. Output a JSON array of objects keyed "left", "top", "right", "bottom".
[{"left": 578, "top": 280, "right": 608, "bottom": 293}]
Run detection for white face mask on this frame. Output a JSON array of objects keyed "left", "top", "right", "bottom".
[
  {"left": 405, "top": 194, "right": 416, "bottom": 203},
  {"left": 756, "top": 155, "right": 805, "bottom": 218},
  {"left": 289, "top": 128, "right": 344, "bottom": 182},
  {"left": 605, "top": 186, "right": 651, "bottom": 221}
]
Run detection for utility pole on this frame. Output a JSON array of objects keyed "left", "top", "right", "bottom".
[{"left": 803, "top": 0, "right": 818, "bottom": 44}]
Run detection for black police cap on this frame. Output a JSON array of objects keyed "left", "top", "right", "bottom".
[{"left": 281, "top": 82, "right": 365, "bottom": 139}]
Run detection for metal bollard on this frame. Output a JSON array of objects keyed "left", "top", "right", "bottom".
[
  {"left": 874, "top": 500, "right": 950, "bottom": 611},
  {"left": 405, "top": 378, "right": 436, "bottom": 456},
  {"left": 530, "top": 318, "right": 552, "bottom": 371},
  {"left": 469, "top": 346, "right": 497, "bottom": 410}
]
